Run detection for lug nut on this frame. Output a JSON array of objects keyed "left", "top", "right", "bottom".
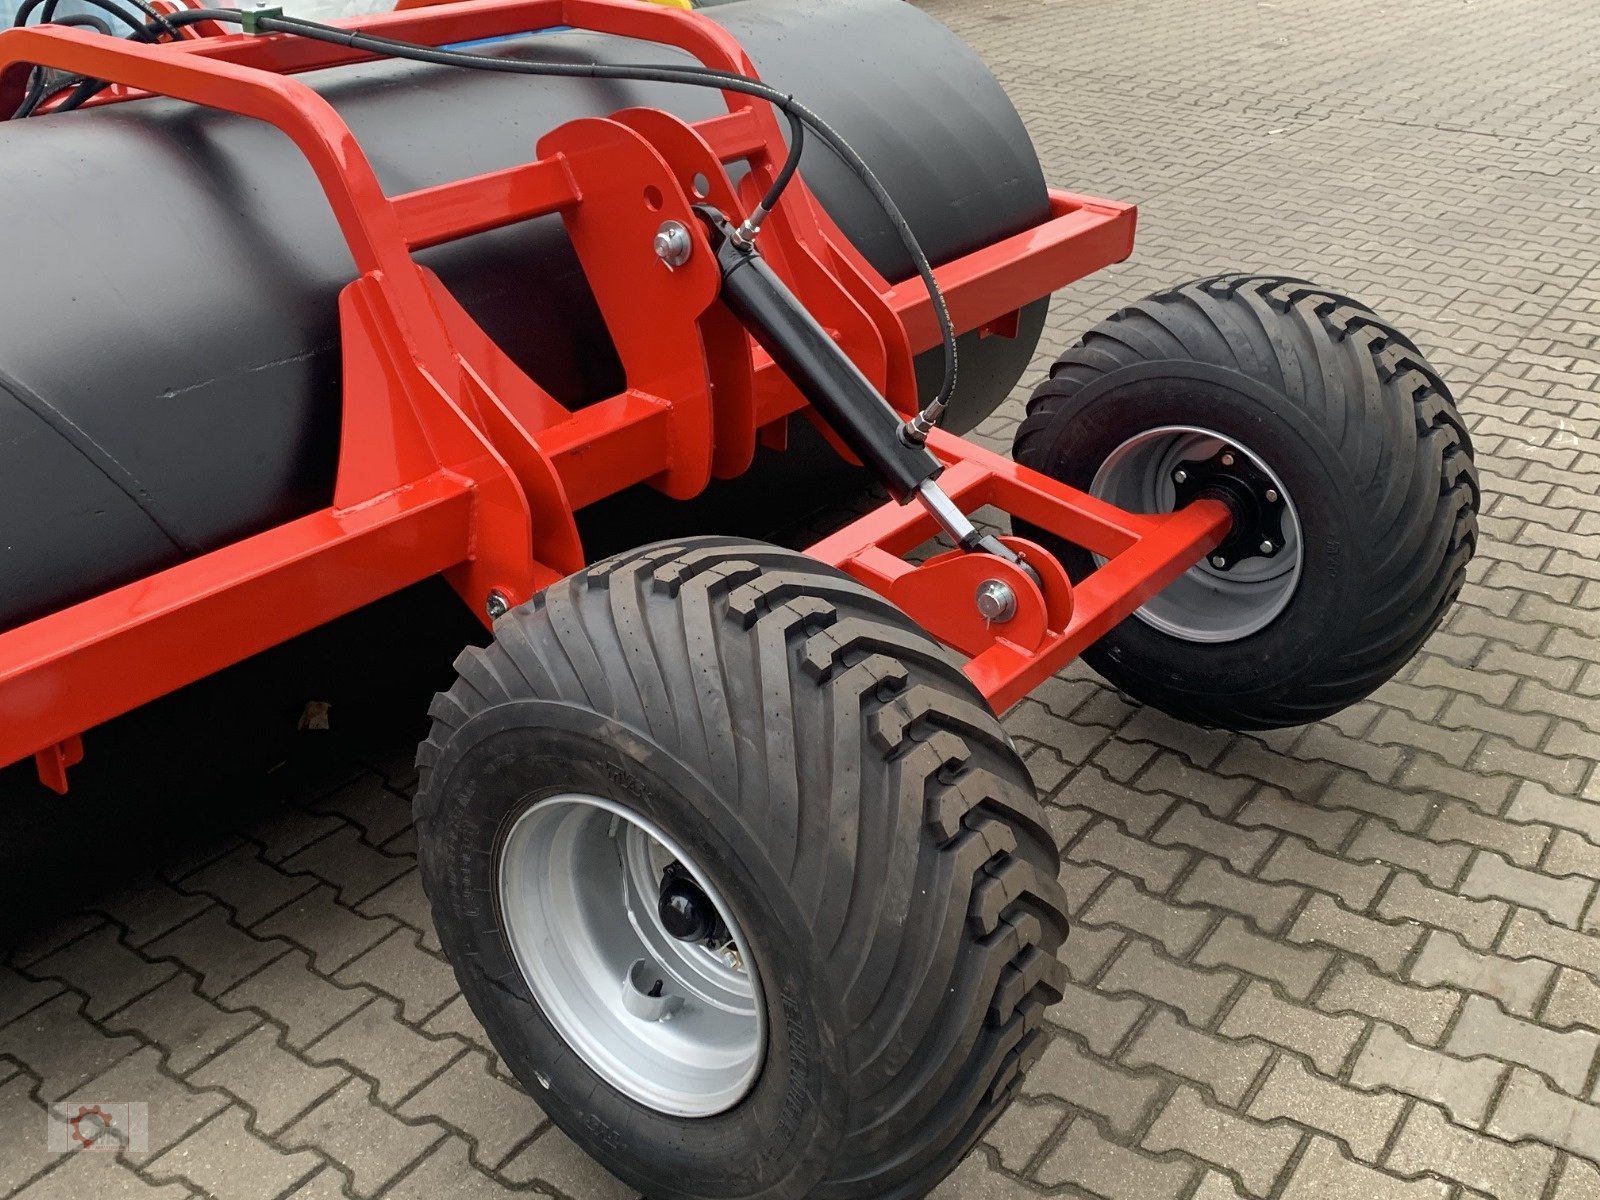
[
  {"left": 654, "top": 221, "right": 693, "bottom": 269},
  {"left": 1264, "top": 488, "right": 1279, "bottom": 503},
  {"left": 975, "top": 579, "right": 1018, "bottom": 624},
  {"left": 1211, "top": 555, "right": 1229, "bottom": 569},
  {"left": 1173, "top": 468, "right": 1188, "bottom": 484},
  {"left": 1259, "top": 540, "right": 1275, "bottom": 555},
  {"left": 1220, "top": 451, "right": 1237, "bottom": 468}
]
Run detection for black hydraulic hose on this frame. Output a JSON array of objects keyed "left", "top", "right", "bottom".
[{"left": 12, "top": 0, "right": 173, "bottom": 38}]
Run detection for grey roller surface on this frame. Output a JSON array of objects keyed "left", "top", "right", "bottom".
[{"left": 0, "top": 0, "right": 1049, "bottom": 629}]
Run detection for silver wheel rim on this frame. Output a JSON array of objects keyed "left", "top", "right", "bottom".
[
  {"left": 1090, "top": 425, "right": 1304, "bottom": 643},
  {"left": 497, "top": 794, "right": 766, "bottom": 1117}
]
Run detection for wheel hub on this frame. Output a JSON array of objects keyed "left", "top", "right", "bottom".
[
  {"left": 658, "top": 863, "right": 727, "bottom": 945},
  {"left": 1088, "top": 425, "right": 1305, "bottom": 643},
  {"left": 1171, "top": 445, "right": 1290, "bottom": 572}
]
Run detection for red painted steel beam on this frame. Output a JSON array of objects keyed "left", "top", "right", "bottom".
[{"left": 0, "top": 476, "right": 474, "bottom": 771}]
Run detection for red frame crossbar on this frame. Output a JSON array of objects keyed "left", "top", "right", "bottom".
[{"left": 0, "top": 0, "right": 1224, "bottom": 791}]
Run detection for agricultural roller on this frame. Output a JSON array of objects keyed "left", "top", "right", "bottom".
[{"left": 0, "top": 1, "right": 1478, "bottom": 1196}]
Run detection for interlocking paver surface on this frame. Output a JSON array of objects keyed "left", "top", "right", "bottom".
[{"left": 3, "top": 0, "right": 1599, "bottom": 1196}]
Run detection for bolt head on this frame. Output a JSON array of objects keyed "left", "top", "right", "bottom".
[
  {"left": 975, "top": 579, "right": 1018, "bottom": 624},
  {"left": 1259, "top": 540, "right": 1275, "bottom": 555},
  {"left": 1173, "top": 468, "right": 1188, "bottom": 484},
  {"left": 1211, "top": 555, "right": 1228, "bottom": 569},
  {"left": 486, "top": 590, "right": 510, "bottom": 621},
  {"left": 1220, "top": 451, "right": 1237, "bottom": 468},
  {"left": 1264, "top": 488, "right": 1279, "bottom": 503},
  {"left": 654, "top": 221, "right": 693, "bottom": 269}
]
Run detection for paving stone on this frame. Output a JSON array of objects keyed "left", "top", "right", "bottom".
[
  {"left": 64, "top": 1046, "right": 229, "bottom": 1164},
  {"left": 1121, "top": 1009, "right": 1270, "bottom": 1107},
  {"left": 498, "top": 1126, "right": 635, "bottom": 1199},
  {"left": 1194, "top": 916, "right": 1331, "bottom": 1000},
  {"left": 1136, "top": 753, "right": 1251, "bottom": 815},
  {"left": 355, "top": 870, "right": 441, "bottom": 953},
  {"left": 246, "top": 807, "right": 347, "bottom": 866},
  {"left": 253, "top": 886, "right": 398, "bottom": 975},
  {"left": 1349, "top": 821, "right": 1471, "bottom": 889},
  {"left": 1046, "top": 981, "right": 1144, "bottom": 1055},
  {"left": 281, "top": 1079, "right": 445, "bottom": 1198},
  {"left": 0, "top": 1073, "right": 58, "bottom": 1194},
  {"left": 1351, "top": 1024, "right": 1505, "bottom": 1128},
  {"left": 1500, "top": 909, "right": 1600, "bottom": 978},
  {"left": 983, "top": 1097, "right": 1067, "bottom": 1174},
  {"left": 144, "top": 909, "right": 291, "bottom": 999},
  {"left": 1281, "top": 1136, "right": 1450, "bottom": 1200},
  {"left": 1386, "top": 1100, "right": 1557, "bottom": 1200},
  {"left": 28, "top": 925, "right": 176, "bottom": 1020},
  {"left": 1460, "top": 852, "right": 1594, "bottom": 927},
  {"left": 333, "top": 930, "right": 456, "bottom": 1023},
  {"left": 1427, "top": 802, "right": 1550, "bottom": 868},
  {"left": 0, "top": 993, "right": 141, "bottom": 1101},
  {"left": 310, "top": 775, "right": 416, "bottom": 847},
  {"left": 189, "top": 1025, "right": 348, "bottom": 1135},
  {"left": 150, "top": 1105, "right": 323, "bottom": 1200},
  {"left": 1098, "top": 939, "right": 1239, "bottom": 1027},
  {"left": 1547, "top": 830, "right": 1600, "bottom": 881},
  {"left": 1286, "top": 894, "right": 1423, "bottom": 974},
  {"left": 397, "top": 1050, "right": 544, "bottom": 1170},
  {"left": 1191, "top": 1170, "right": 1250, "bottom": 1200},
  {"left": 1545, "top": 969, "right": 1600, "bottom": 1034},
  {"left": 1378, "top": 874, "right": 1509, "bottom": 950},
  {"left": 1142, "top": 1085, "right": 1300, "bottom": 1197},
  {"left": 1489, "top": 1068, "right": 1600, "bottom": 1161},
  {"left": 1260, "top": 840, "right": 1390, "bottom": 910},
  {"left": 1174, "top": 857, "right": 1304, "bottom": 933},
  {"left": 1508, "top": 780, "right": 1600, "bottom": 841},
  {"left": 1236, "top": 790, "right": 1357, "bottom": 853},
  {"left": 14, "top": 1151, "right": 197, "bottom": 1200},
  {"left": 1059, "top": 767, "right": 1176, "bottom": 837},
  {"left": 1219, "top": 982, "right": 1365, "bottom": 1076},
  {"left": 1214, "top": 741, "right": 1334, "bottom": 801},
  {"left": 1409, "top": 931, "right": 1554, "bottom": 1018},
  {"left": 1021, "top": 1039, "right": 1161, "bottom": 1136},
  {"left": 1038, "top": 1116, "right": 1197, "bottom": 1197},
  {"left": 1067, "top": 820, "right": 1191, "bottom": 892},
  {"left": 1059, "top": 862, "right": 1111, "bottom": 915},
  {"left": 1316, "top": 960, "right": 1459, "bottom": 1046},
  {"left": 178, "top": 844, "right": 318, "bottom": 927},
  {"left": 279, "top": 827, "right": 412, "bottom": 907},
  {"left": 1151, "top": 804, "right": 1275, "bottom": 873},
  {"left": 218, "top": 949, "right": 372, "bottom": 1050},
  {"left": 1248, "top": 1053, "right": 1404, "bottom": 1162},
  {"left": 0, "top": 967, "right": 63, "bottom": 1031},
  {"left": 94, "top": 882, "right": 214, "bottom": 949},
  {"left": 102, "top": 975, "right": 259, "bottom": 1075},
  {"left": 926, "top": 1154, "right": 1041, "bottom": 1200},
  {"left": 1556, "top": 1156, "right": 1600, "bottom": 1200},
  {"left": 277, "top": 1166, "right": 353, "bottom": 1200},
  {"left": 1080, "top": 878, "right": 1212, "bottom": 956},
  {"left": 1321, "top": 775, "right": 1432, "bottom": 834},
  {"left": 1062, "top": 923, "right": 1124, "bottom": 982},
  {"left": 1446, "top": 993, "right": 1599, "bottom": 1096},
  {"left": 305, "top": 997, "right": 465, "bottom": 1106}
]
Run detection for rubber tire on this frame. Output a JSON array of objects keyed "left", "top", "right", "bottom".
[
  {"left": 414, "top": 537, "right": 1068, "bottom": 1200},
  {"left": 1013, "top": 274, "right": 1479, "bottom": 730}
]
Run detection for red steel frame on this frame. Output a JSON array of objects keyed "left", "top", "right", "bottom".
[{"left": 0, "top": 0, "right": 1230, "bottom": 792}]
